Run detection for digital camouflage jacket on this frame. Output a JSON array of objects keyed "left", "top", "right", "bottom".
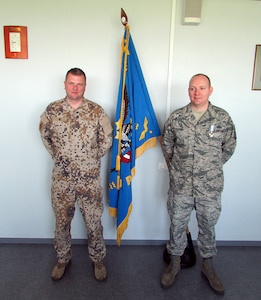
[{"left": 162, "top": 102, "right": 237, "bottom": 199}]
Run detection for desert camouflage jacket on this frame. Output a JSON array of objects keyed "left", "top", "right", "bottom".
[
  {"left": 162, "top": 102, "right": 237, "bottom": 199},
  {"left": 39, "top": 98, "right": 112, "bottom": 176}
]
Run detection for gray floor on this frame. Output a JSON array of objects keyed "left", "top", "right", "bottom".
[{"left": 0, "top": 243, "right": 261, "bottom": 300}]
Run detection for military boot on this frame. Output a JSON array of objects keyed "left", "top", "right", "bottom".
[
  {"left": 93, "top": 260, "right": 107, "bottom": 281},
  {"left": 201, "top": 257, "right": 225, "bottom": 295},
  {"left": 51, "top": 260, "right": 71, "bottom": 281},
  {"left": 161, "top": 255, "right": 181, "bottom": 288}
]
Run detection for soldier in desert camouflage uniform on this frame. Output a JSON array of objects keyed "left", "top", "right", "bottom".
[
  {"left": 39, "top": 68, "right": 112, "bottom": 281},
  {"left": 160, "top": 74, "right": 236, "bottom": 295}
]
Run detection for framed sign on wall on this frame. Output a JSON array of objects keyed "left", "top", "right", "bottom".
[
  {"left": 3, "top": 26, "right": 28, "bottom": 59},
  {"left": 252, "top": 44, "right": 261, "bottom": 90}
]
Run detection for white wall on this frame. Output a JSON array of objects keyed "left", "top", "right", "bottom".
[{"left": 0, "top": 0, "right": 260, "bottom": 243}]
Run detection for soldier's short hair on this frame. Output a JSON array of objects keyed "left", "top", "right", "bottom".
[
  {"left": 65, "top": 68, "right": 86, "bottom": 82},
  {"left": 190, "top": 73, "right": 211, "bottom": 87}
]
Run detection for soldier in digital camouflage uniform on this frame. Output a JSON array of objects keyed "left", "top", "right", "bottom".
[
  {"left": 39, "top": 68, "right": 112, "bottom": 281},
  {"left": 160, "top": 74, "right": 236, "bottom": 295}
]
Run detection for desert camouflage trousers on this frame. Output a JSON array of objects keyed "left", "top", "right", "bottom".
[
  {"left": 51, "top": 167, "right": 106, "bottom": 264},
  {"left": 166, "top": 191, "right": 221, "bottom": 258}
]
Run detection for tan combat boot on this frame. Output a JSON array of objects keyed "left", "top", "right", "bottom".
[
  {"left": 160, "top": 255, "right": 181, "bottom": 288},
  {"left": 51, "top": 260, "right": 71, "bottom": 281},
  {"left": 201, "top": 257, "right": 225, "bottom": 295},
  {"left": 93, "top": 261, "right": 107, "bottom": 281}
]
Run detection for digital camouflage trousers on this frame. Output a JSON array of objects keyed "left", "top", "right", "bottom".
[{"left": 166, "top": 191, "right": 221, "bottom": 258}]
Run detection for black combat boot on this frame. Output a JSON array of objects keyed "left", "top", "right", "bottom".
[
  {"left": 201, "top": 257, "right": 225, "bottom": 295},
  {"left": 160, "top": 255, "right": 181, "bottom": 288}
]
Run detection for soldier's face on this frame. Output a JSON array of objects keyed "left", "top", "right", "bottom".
[
  {"left": 64, "top": 73, "right": 86, "bottom": 102},
  {"left": 188, "top": 75, "right": 213, "bottom": 110}
]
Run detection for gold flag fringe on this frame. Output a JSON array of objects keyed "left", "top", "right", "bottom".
[
  {"left": 136, "top": 137, "right": 157, "bottom": 158},
  {"left": 116, "top": 203, "right": 133, "bottom": 246}
]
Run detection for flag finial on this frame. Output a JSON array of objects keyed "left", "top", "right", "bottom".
[{"left": 121, "top": 8, "right": 128, "bottom": 26}]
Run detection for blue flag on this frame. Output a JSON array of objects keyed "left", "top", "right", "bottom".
[{"left": 109, "top": 25, "right": 161, "bottom": 245}]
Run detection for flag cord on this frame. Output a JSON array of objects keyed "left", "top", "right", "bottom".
[{"left": 116, "top": 26, "right": 130, "bottom": 174}]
